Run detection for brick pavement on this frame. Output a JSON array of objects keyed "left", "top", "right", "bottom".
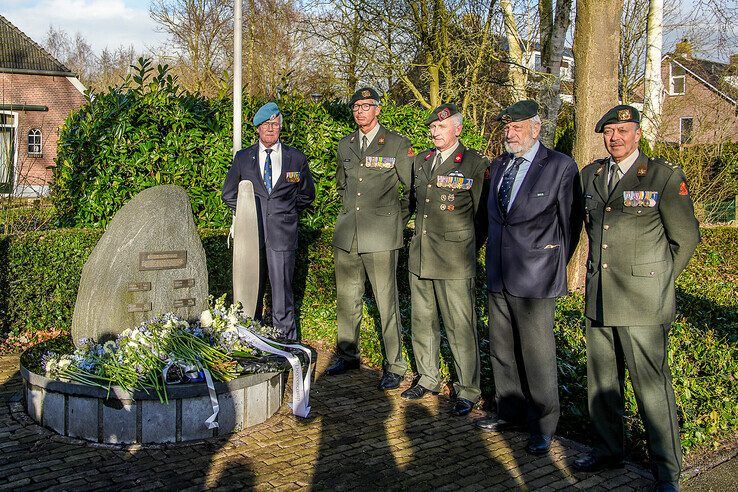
[{"left": 0, "top": 352, "right": 655, "bottom": 491}]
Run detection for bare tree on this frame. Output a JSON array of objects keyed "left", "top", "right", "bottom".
[{"left": 640, "top": 0, "right": 663, "bottom": 147}]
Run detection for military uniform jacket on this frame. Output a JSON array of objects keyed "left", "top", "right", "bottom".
[
  {"left": 409, "top": 144, "right": 488, "bottom": 279},
  {"left": 222, "top": 143, "right": 315, "bottom": 252},
  {"left": 332, "top": 125, "right": 413, "bottom": 253},
  {"left": 581, "top": 153, "right": 700, "bottom": 326}
]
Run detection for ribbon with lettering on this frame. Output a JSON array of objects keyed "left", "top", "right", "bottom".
[{"left": 235, "top": 325, "right": 313, "bottom": 418}]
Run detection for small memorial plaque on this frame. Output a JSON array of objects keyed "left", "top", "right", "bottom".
[
  {"left": 127, "top": 302, "right": 152, "bottom": 313},
  {"left": 139, "top": 251, "right": 187, "bottom": 271},
  {"left": 128, "top": 282, "right": 151, "bottom": 292},
  {"left": 173, "top": 298, "right": 196, "bottom": 308},
  {"left": 173, "top": 278, "right": 195, "bottom": 289}
]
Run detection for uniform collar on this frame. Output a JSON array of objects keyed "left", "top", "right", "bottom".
[
  {"left": 610, "top": 149, "right": 639, "bottom": 176},
  {"left": 436, "top": 141, "right": 460, "bottom": 163}
]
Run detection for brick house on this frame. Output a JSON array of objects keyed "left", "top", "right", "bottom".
[
  {"left": 656, "top": 42, "right": 738, "bottom": 145},
  {"left": 0, "top": 15, "right": 85, "bottom": 197}
]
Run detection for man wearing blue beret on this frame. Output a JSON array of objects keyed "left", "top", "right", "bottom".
[{"left": 222, "top": 102, "right": 315, "bottom": 340}]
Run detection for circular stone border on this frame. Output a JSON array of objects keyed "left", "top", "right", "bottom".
[{"left": 21, "top": 364, "right": 286, "bottom": 444}]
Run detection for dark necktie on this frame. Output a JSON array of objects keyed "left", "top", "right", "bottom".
[
  {"left": 498, "top": 156, "right": 524, "bottom": 216},
  {"left": 608, "top": 161, "right": 620, "bottom": 194},
  {"left": 264, "top": 148, "right": 273, "bottom": 193},
  {"left": 361, "top": 135, "right": 368, "bottom": 154}
]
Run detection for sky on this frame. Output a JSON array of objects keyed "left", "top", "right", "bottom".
[{"left": 2, "top": 0, "right": 166, "bottom": 54}]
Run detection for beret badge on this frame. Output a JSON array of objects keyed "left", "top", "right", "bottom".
[
  {"left": 438, "top": 107, "right": 451, "bottom": 121},
  {"left": 618, "top": 109, "right": 631, "bottom": 121},
  {"left": 361, "top": 89, "right": 372, "bottom": 98}
]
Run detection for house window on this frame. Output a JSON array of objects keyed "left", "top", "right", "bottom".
[
  {"left": 560, "top": 59, "right": 573, "bottom": 80},
  {"left": 27, "top": 129, "right": 42, "bottom": 156},
  {"left": 680, "top": 117, "right": 693, "bottom": 145},
  {"left": 670, "top": 62, "right": 686, "bottom": 95},
  {"left": 0, "top": 113, "right": 15, "bottom": 194}
]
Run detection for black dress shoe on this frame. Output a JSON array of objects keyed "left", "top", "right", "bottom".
[
  {"left": 572, "top": 453, "right": 625, "bottom": 472},
  {"left": 526, "top": 434, "right": 553, "bottom": 455},
  {"left": 400, "top": 384, "right": 436, "bottom": 400},
  {"left": 450, "top": 398, "right": 475, "bottom": 416},
  {"left": 325, "top": 358, "right": 360, "bottom": 376},
  {"left": 474, "top": 415, "right": 523, "bottom": 432},
  {"left": 378, "top": 372, "right": 403, "bottom": 390},
  {"left": 654, "top": 481, "right": 679, "bottom": 492}
]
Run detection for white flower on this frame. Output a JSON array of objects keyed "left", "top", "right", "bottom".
[
  {"left": 58, "top": 357, "right": 72, "bottom": 370},
  {"left": 45, "top": 359, "right": 58, "bottom": 374},
  {"left": 227, "top": 313, "right": 239, "bottom": 327},
  {"left": 200, "top": 310, "right": 214, "bottom": 328}
]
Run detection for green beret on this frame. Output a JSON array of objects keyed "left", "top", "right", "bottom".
[
  {"left": 349, "top": 87, "right": 380, "bottom": 106},
  {"left": 595, "top": 105, "right": 640, "bottom": 133},
  {"left": 426, "top": 103, "right": 460, "bottom": 125},
  {"left": 496, "top": 100, "right": 539, "bottom": 123},
  {"left": 253, "top": 102, "right": 280, "bottom": 127}
]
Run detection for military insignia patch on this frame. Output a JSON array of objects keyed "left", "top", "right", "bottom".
[
  {"left": 425, "top": 150, "right": 435, "bottom": 161},
  {"left": 378, "top": 135, "right": 385, "bottom": 145},
  {"left": 679, "top": 181, "right": 689, "bottom": 196},
  {"left": 365, "top": 156, "right": 396, "bottom": 169},
  {"left": 447, "top": 204, "right": 455, "bottom": 211},
  {"left": 438, "top": 107, "right": 451, "bottom": 121},
  {"left": 454, "top": 152, "right": 463, "bottom": 163},
  {"left": 441, "top": 194, "right": 447, "bottom": 201},
  {"left": 447, "top": 194, "right": 455, "bottom": 202},
  {"left": 285, "top": 171, "right": 301, "bottom": 183},
  {"left": 637, "top": 165, "right": 648, "bottom": 176},
  {"left": 623, "top": 190, "right": 659, "bottom": 207},
  {"left": 440, "top": 204, "right": 447, "bottom": 211},
  {"left": 437, "top": 175, "right": 473, "bottom": 190},
  {"left": 361, "top": 89, "right": 372, "bottom": 98},
  {"left": 618, "top": 109, "right": 631, "bottom": 121}
]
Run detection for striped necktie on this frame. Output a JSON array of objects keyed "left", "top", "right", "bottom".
[{"left": 264, "top": 148, "right": 273, "bottom": 193}]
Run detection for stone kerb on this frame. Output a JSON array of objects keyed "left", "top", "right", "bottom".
[{"left": 21, "top": 364, "right": 286, "bottom": 444}]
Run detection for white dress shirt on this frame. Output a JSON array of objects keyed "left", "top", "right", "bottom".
[
  {"left": 359, "top": 123, "right": 381, "bottom": 152},
  {"left": 609, "top": 149, "right": 640, "bottom": 180},
  {"left": 259, "top": 140, "right": 282, "bottom": 188},
  {"left": 498, "top": 140, "right": 540, "bottom": 211}
]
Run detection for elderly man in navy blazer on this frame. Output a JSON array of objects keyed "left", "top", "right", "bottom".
[
  {"left": 222, "top": 102, "right": 315, "bottom": 340},
  {"left": 475, "top": 100, "right": 583, "bottom": 455}
]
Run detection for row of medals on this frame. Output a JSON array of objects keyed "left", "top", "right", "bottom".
[{"left": 440, "top": 193, "right": 455, "bottom": 211}]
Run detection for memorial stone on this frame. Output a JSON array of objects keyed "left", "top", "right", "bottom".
[{"left": 71, "top": 185, "right": 209, "bottom": 346}]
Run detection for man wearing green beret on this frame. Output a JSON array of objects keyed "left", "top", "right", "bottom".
[
  {"left": 401, "top": 103, "right": 487, "bottom": 416},
  {"left": 327, "top": 87, "right": 414, "bottom": 390},
  {"left": 573, "top": 105, "right": 700, "bottom": 492},
  {"left": 474, "top": 99, "right": 583, "bottom": 455}
]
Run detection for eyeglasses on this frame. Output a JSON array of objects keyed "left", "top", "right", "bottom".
[
  {"left": 261, "top": 121, "right": 281, "bottom": 129},
  {"left": 352, "top": 103, "right": 378, "bottom": 112}
]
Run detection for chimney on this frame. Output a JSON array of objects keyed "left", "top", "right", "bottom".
[{"left": 675, "top": 39, "right": 693, "bottom": 59}]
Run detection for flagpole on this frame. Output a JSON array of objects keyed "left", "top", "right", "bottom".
[{"left": 233, "top": 0, "right": 242, "bottom": 156}]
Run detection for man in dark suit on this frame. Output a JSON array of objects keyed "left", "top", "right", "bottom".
[
  {"left": 222, "top": 102, "right": 315, "bottom": 340},
  {"left": 475, "top": 100, "right": 582, "bottom": 456},
  {"left": 573, "top": 105, "right": 699, "bottom": 492}
]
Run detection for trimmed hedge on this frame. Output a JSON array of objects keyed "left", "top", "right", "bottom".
[{"left": 0, "top": 227, "right": 735, "bottom": 455}]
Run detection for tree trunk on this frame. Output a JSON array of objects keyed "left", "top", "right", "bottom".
[
  {"left": 641, "top": 0, "right": 663, "bottom": 148},
  {"left": 502, "top": 0, "right": 528, "bottom": 101},
  {"left": 539, "top": 0, "right": 573, "bottom": 147},
  {"left": 569, "top": 0, "right": 623, "bottom": 290}
]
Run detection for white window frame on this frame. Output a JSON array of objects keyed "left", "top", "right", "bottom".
[
  {"left": 680, "top": 117, "right": 694, "bottom": 145},
  {"left": 0, "top": 111, "right": 19, "bottom": 195},
  {"left": 670, "top": 62, "right": 686, "bottom": 95},
  {"left": 27, "top": 128, "right": 43, "bottom": 157}
]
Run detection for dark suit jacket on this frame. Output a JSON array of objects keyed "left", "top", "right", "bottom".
[
  {"left": 483, "top": 143, "right": 583, "bottom": 298},
  {"left": 222, "top": 142, "right": 315, "bottom": 251}
]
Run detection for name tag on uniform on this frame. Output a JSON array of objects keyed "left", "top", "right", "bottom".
[
  {"left": 285, "top": 171, "right": 301, "bottom": 183},
  {"left": 365, "top": 156, "right": 396, "bottom": 169},
  {"left": 623, "top": 190, "right": 659, "bottom": 207},
  {"left": 437, "top": 175, "right": 473, "bottom": 190}
]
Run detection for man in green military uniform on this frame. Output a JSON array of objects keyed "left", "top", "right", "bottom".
[
  {"left": 401, "top": 103, "right": 487, "bottom": 417},
  {"left": 574, "top": 105, "right": 700, "bottom": 492},
  {"left": 327, "top": 87, "right": 414, "bottom": 390}
]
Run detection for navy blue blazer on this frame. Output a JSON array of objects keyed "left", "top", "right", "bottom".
[
  {"left": 483, "top": 143, "right": 583, "bottom": 298},
  {"left": 222, "top": 142, "right": 315, "bottom": 251}
]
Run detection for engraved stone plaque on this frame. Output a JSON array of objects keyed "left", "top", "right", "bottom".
[
  {"left": 173, "top": 278, "right": 195, "bottom": 289},
  {"left": 173, "top": 298, "right": 196, "bottom": 308},
  {"left": 71, "top": 185, "right": 209, "bottom": 346},
  {"left": 128, "top": 282, "right": 152, "bottom": 292},
  {"left": 127, "top": 302, "right": 152, "bottom": 313},
  {"left": 139, "top": 251, "right": 187, "bottom": 271}
]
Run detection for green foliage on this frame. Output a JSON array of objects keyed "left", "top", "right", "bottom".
[
  {"left": 1, "top": 226, "right": 735, "bottom": 456},
  {"left": 52, "top": 60, "right": 487, "bottom": 231}
]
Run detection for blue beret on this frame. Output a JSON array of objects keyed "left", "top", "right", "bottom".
[{"left": 253, "top": 102, "right": 280, "bottom": 127}]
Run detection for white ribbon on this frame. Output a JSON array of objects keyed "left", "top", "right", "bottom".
[
  {"left": 201, "top": 366, "right": 220, "bottom": 429},
  {"left": 235, "top": 325, "right": 313, "bottom": 418}
]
